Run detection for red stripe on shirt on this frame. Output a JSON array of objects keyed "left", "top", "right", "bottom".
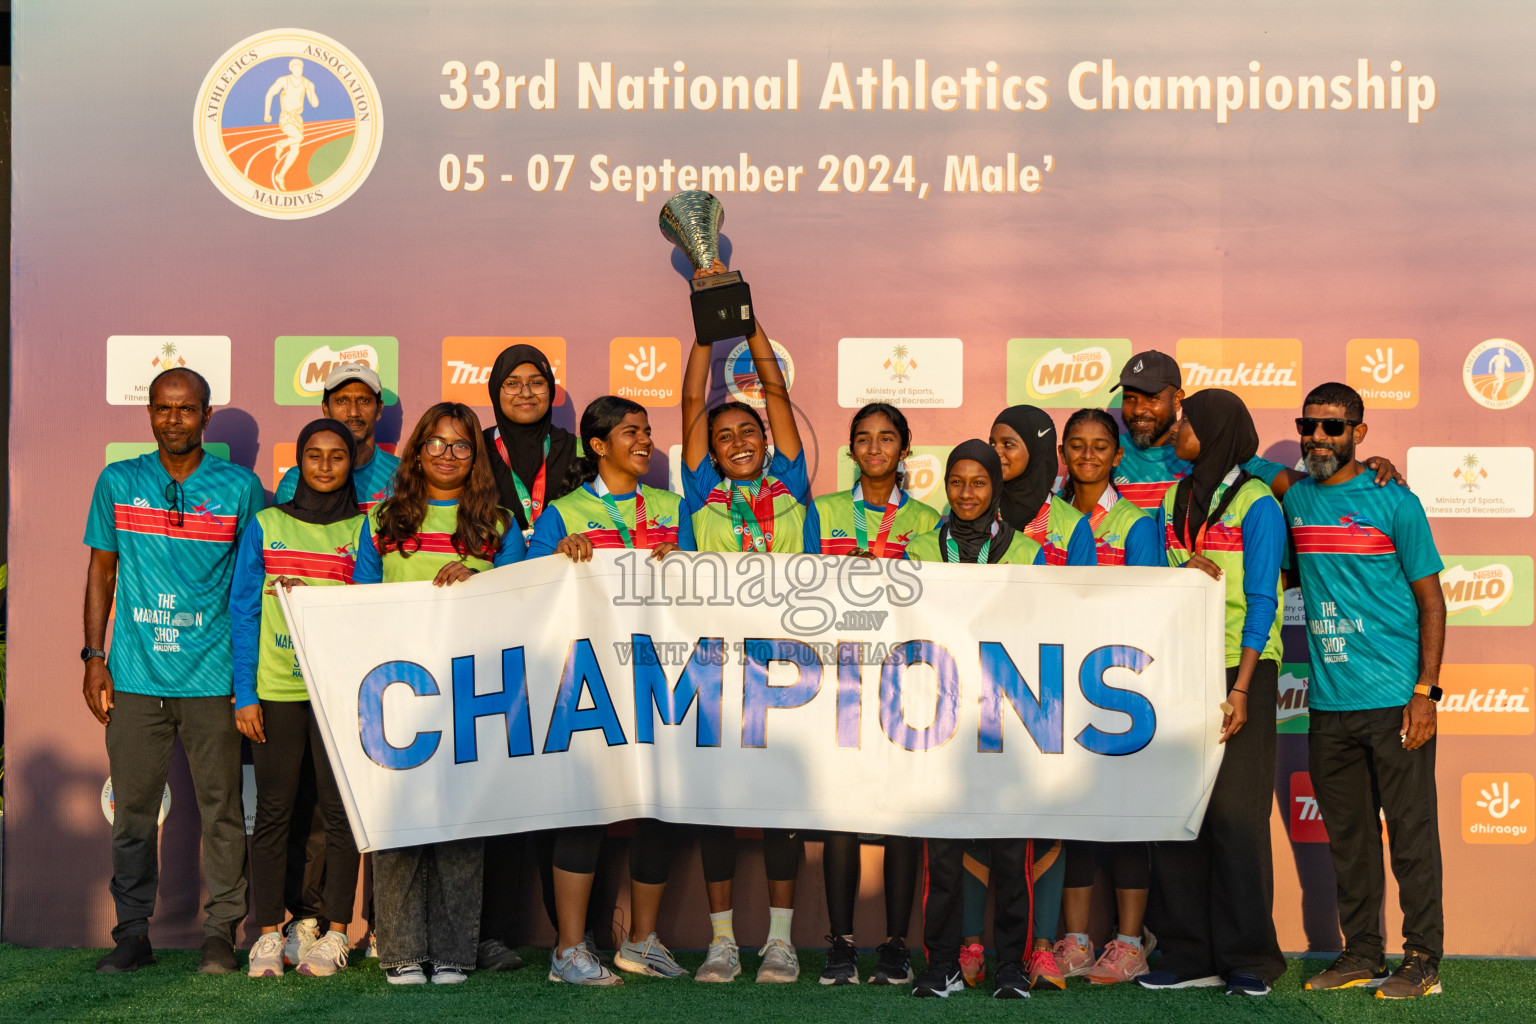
[
  {"left": 703, "top": 479, "right": 795, "bottom": 505},
  {"left": 113, "top": 505, "right": 238, "bottom": 543},
  {"left": 1095, "top": 540, "right": 1127, "bottom": 566},
  {"left": 581, "top": 525, "right": 681, "bottom": 550},
  {"left": 1290, "top": 525, "right": 1397, "bottom": 555},
  {"left": 1165, "top": 520, "right": 1245, "bottom": 553},
  {"left": 262, "top": 550, "right": 355, "bottom": 583},
  {"left": 820, "top": 536, "right": 913, "bottom": 558},
  {"left": 1117, "top": 480, "right": 1175, "bottom": 509}
]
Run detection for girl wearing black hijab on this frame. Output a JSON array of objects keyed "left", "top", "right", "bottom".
[
  {"left": 990, "top": 405, "right": 1097, "bottom": 567},
  {"left": 231, "top": 419, "right": 364, "bottom": 979},
  {"left": 1141, "top": 388, "right": 1287, "bottom": 996},
  {"left": 904, "top": 441, "right": 1042, "bottom": 999},
  {"left": 484, "top": 344, "right": 578, "bottom": 538}
]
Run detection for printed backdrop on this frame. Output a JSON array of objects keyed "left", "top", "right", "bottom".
[{"left": 8, "top": 0, "right": 1535, "bottom": 951}]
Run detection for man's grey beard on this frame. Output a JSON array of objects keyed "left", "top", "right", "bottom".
[
  {"left": 1126, "top": 419, "right": 1164, "bottom": 449},
  {"left": 1304, "top": 443, "right": 1351, "bottom": 481}
]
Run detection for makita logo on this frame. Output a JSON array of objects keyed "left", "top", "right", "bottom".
[
  {"left": 446, "top": 360, "right": 493, "bottom": 386},
  {"left": 1180, "top": 361, "right": 1296, "bottom": 389},
  {"left": 1442, "top": 688, "right": 1529, "bottom": 714}
]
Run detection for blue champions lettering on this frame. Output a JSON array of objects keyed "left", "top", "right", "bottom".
[
  {"left": 452, "top": 649, "right": 534, "bottom": 764},
  {"left": 632, "top": 634, "right": 723, "bottom": 747},
  {"left": 1075, "top": 645, "right": 1156, "bottom": 756},
  {"left": 741, "top": 638, "right": 823, "bottom": 748},
  {"left": 836, "top": 641, "right": 862, "bottom": 749},
  {"left": 544, "top": 639, "right": 628, "bottom": 752},
  {"left": 977, "top": 642, "right": 1064, "bottom": 754},
  {"left": 358, "top": 661, "right": 442, "bottom": 770},
  {"left": 880, "top": 641, "right": 959, "bottom": 752}
]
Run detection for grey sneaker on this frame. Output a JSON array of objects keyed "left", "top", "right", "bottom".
[
  {"left": 283, "top": 917, "right": 320, "bottom": 966},
  {"left": 247, "top": 931, "right": 285, "bottom": 978},
  {"left": 756, "top": 938, "right": 800, "bottom": 983},
  {"left": 549, "top": 945, "right": 623, "bottom": 986},
  {"left": 477, "top": 938, "right": 524, "bottom": 971},
  {"left": 614, "top": 932, "right": 687, "bottom": 978},
  {"left": 695, "top": 937, "right": 742, "bottom": 982},
  {"left": 297, "top": 930, "right": 349, "bottom": 977}
]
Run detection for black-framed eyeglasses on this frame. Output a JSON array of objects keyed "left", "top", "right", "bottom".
[
  {"left": 163, "top": 481, "right": 184, "bottom": 528},
  {"left": 423, "top": 437, "right": 475, "bottom": 459},
  {"left": 501, "top": 378, "right": 550, "bottom": 396},
  {"left": 1295, "top": 417, "right": 1360, "bottom": 437}
]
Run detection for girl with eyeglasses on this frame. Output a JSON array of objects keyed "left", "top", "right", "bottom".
[{"left": 353, "top": 402, "right": 525, "bottom": 986}]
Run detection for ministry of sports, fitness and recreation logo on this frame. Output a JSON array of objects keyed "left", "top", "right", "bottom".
[
  {"left": 725, "top": 338, "right": 796, "bottom": 408},
  {"left": 195, "top": 29, "right": 383, "bottom": 219},
  {"left": 1463, "top": 339, "right": 1532, "bottom": 411}
]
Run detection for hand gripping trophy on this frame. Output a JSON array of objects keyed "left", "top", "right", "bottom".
[{"left": 659, "top": 191, "right": 756, "bottom": 345}]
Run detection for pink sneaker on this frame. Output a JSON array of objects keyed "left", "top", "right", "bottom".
[
  {"left": 1085, "top": 939, "right": 1148, "bottom": 984},
  {"left": 959, "top": 943, "right": 986, "bottom": 987},
  {"left": 1027, "top": 947, "right": 1065, "bottom": 991},
  {"left": 1054, "top": 936, "right": 1093, "bottom": 978}
]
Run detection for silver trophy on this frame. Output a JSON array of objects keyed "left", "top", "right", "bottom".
[{"left": 660, "top": 191, "right": 755, "bottom": 345}]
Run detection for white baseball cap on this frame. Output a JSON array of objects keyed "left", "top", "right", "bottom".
[{"left": 323, "top": 360, "right": 383, "bottom": 399}]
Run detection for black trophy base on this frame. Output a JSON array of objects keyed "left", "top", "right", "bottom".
[{"left": 689, "top": 271, "right": 755, "bottom": 345}]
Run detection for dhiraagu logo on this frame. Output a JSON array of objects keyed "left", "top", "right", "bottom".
[
  {"left": 1007, "top": 339, "right": 1129, "bottom": 408},
  {"left": 1440, "top": 556, "right": 1533, "bottom": 626},
  {"left": 274, "top": 336, "right": 398, "bottom": 405}
]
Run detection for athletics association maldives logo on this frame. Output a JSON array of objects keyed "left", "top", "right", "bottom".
[
  {"left": 1463, "top": 339, "right": 1532, "bottom": 411},
  {"left": 724, "top": 338, "right": 796, "bottom": 408},
  {"left": 195, "top": 29, "right": 383, "bottom": 219}
]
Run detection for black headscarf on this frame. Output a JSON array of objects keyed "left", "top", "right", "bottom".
[
  {"left": 484, "top": 344, "right": 577, "bottom": 529},
  {"left": 939, "top": 439, "right": 1016, "bottom": 564},
  {"left": 992, "top": 405, "right": 1059, "bottom": 530},
  {"left": 1170, "top": 388, "right": 1259, "bottom": 548},
  {"left": 276, "top": 418, "right": 360, "bottom": 526}
]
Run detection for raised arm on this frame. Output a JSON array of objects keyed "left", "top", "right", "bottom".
[{"left": 681, "top": 331, "right": 712, "bottom": 471}]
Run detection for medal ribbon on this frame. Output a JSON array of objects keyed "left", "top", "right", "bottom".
[
  {"left": 598, "top": 489, "right": 649, "bottom": 549},
  {"left": 943, "top": 524, "right": 992, "bottom": 564},
  {"left": 852, "top": 484, "right": 899, "bottom": 558},
  {"left": 494, "top": 430, "right": 549, "bottom": 526},
  {"left": 728, "top": 477, "right": 774, "bottom": 553}
]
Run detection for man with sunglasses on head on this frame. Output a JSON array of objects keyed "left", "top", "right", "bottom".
[
  {"left": 275, "top": 361, "right": 398, "bottom": 511},
  {"left": 1281, "top": 382, "right": 1446, "bottom": 1000},
  {"left": 82, "top": 367, "right": 265, "bottom": 975}
]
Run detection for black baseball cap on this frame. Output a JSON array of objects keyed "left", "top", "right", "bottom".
[{"left": 1111, "top": 350, "right": 1182, "bottom": 394}]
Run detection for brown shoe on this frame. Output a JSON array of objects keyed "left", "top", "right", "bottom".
[
  {"left": 1374, "top": 952, "right": 1442, "bottom": 999},
  {"left": 1304, "top": 949, "right": 1389, "bottom": 990}
]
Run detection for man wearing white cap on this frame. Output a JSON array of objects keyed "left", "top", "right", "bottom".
[{"left": 275, "top": 361, "right": 399, "bottom": 511}]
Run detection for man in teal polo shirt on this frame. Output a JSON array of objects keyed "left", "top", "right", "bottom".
[
  {"left": 1283, "top": 382, "right": 1445, "bottom": 1000},
  {"left": 82, "top": 368, "right": 265, "bottom": 974}
]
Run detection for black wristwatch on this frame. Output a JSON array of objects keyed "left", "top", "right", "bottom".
[
  {"left": 81, "top": 646, "right": 107, "bottom": 662},
  {"left": 1414, "top": 683, "right": 1442, "bottom": 702}
]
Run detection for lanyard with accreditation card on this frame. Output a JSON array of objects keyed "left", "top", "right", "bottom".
[
  {"left": 728, "top": 476, "right": 774, "bottom": 553},
  {"left": 493, "top": 429, "right": 549, "bottom": 539},
  {"left": 852, "top": 482, "right": 900, "bottom": 558},
  {"left": 598, "top": 488, "right": 649, "bottom": 549}
]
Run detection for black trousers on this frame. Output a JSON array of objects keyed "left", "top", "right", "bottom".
[
  {"left": 923, "top": 838, "right": 1033, "bottom": 963},
  {"left": 1149, "top": 661, "right": 1285, "bottom": 984},
  {"left": 250, "top": 700, "right": 359, "bottom": 927},
  {"left": 1309, "top": 706, "right": 1443, "bottom": 963},
  {"left": 700, "top": 826, "right": 803, "bottom": 884},
  {"left": 822, "top": 833, "right": 921, "bottom": 939}
]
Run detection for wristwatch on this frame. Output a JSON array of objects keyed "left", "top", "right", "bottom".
[
  {"left": 1414, "top": 683, "right": 1443, "bottom": 702},
  {"left": 81, "top": 646, "right": 107, "bottom": 662}
]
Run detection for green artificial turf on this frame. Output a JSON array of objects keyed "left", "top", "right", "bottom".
[{"left": 0, "top": 945, "right": 1528, "bottom": 1024}]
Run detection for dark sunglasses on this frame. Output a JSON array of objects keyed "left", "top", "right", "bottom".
[{"left": 1295, "top": 417, "right": 1360, "bottom": 437}]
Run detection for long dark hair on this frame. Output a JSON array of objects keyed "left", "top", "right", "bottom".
[
  {"left": 375, "top": 402, "right": 511, "bottom": 560},
  {"left": 1057, "top": 407, "right": 1120, "bottom": 503},
  {"left": 562, "top": 395, "right": 648, "bottom": 493},
  {"left": 848, "top": 402, "right": 911, "bottom": 489}
]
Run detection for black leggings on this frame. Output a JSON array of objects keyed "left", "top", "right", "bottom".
[
  {"left": 822, "top": 833, "right": 921, "bottom": 939},
  {"left": 699, "top": 826, "right": 803, "bottom": 884},
  {"left": 552, "top": 820, "right": 675, "bottom": 885},
  {"left": 1063, "top": 841, "right": 1150, "bottom": 890}
]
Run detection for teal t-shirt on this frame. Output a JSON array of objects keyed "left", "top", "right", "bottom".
[
  {"left": 83, "top": 451, "right": 264, "bottom": 698},
  {"left": 1113, "top": 433, "right": 1282, "bottom": 512},
  {"left": 1283, "top": 475, "right": 1443, "bottom": 711}
]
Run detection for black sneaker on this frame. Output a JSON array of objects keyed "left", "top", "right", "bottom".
[
  {"left": 477, "top": 938, "right": 524, "bottom": 971},
  {"left": 819, "top": 935, "right": 860, "bottom": 986},
  {"left": 869, "top": 938, "right": 912, "bottom": 985},
  {"left": 1375, "top": 951, "right": 1442, "bottom": 1000},
  {"left": 912, "top": 959, "right": 964, "bottom": 998},
  {"left": 197, "top": 934, "right": 238, "bottom": 974},
  {"left": 96, "top": 935, "right": 157, "bottom": 974},
  {"left": 994, "top": 959, "right": 1031, "bottom": 1000},
  {"left": 1304, "top": 948, "right": 1389, "bottom": 990}
]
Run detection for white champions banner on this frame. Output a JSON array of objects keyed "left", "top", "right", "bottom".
[{"left": 281, "top": 551, "right": 1228, "bottom": 852}]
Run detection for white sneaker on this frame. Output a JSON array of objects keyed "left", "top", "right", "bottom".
[
  {"left": 756, "top": 938, "right": 800, "bottom": 983},
  {"left": 297, "top": 930, "right": 349, "bottom": 977},
  {"left": 432, "top": 965, "right": 469, "bottom": 985},
  {"left": 283, "top": 917, "right": 320, "bottom": 966},
  {"left": 247, "top": 931, "right": 284, "bottom": 978},
  {"left": 695, "top": 937, "right": 742, "bottom": 982}
]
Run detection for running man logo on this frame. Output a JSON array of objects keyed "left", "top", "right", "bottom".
[
  {"left": 610, "top": 337, "right": 681, "bottom": 406},
  {"left": 194, "top": 29, "right": 383, "bottom": 219},
  {"left": 1440, "top": 557, "right": 1534, "bottom": 626},
  {"left": 1174, "top": 338, "right": 1303, "bottom": 408},
  {"left": 1463, "top": 339, "right": 1532, "bottom": 411},
  {"left": 274, "top": 336, "right": 398, "bottom": 406},
  {"left": 726, "top": 338, "right": 796, "bottom": 408},
  {"left": 1461, "top": 773, "right": 1534, "bottom": 844},
  {"left": 1276, "top": 664, "right": 1310, "bottom": 733},
  {"left": 1345, "top": 338, "right": 1419, "bottom": 409},
  {"left": 1007, "top": 339, "right": 1130, "bottom": 408},
  {"left": 1288, "top": 772, "right": 1329, "bottom": 843},
  {"left": 1438, "top": 665, "right": 1535, "bottom": 736},
  {"left": 441, "top": 337, "right": 567, "bottom": 406}
]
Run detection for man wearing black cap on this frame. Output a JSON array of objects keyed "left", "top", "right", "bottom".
[
  {"left": 275, "top": 361, "right": 399, "bottom": 511},
  {"left": 1110, "top": 350, "right": 1396, "bottom": 511}
]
